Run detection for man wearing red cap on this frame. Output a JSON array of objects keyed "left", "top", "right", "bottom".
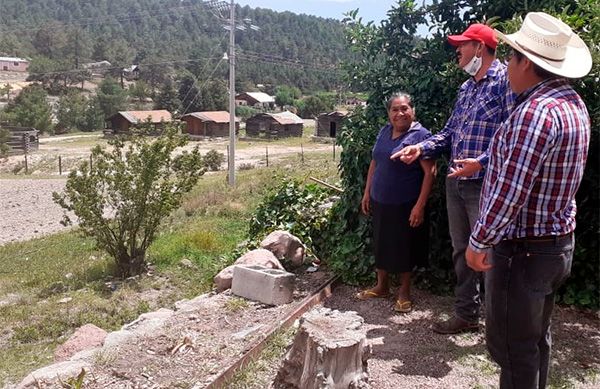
[{"left": 391, "top": 23, "right": 514, "bottom": 334}]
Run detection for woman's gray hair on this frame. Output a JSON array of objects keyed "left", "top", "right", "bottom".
[{"left": 385, "top": 92, "right": 414, "bottom": 111}]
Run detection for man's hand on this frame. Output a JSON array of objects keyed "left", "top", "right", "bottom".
[
  {"left": 448, "top": 158, "right": 483, "bottom": 178},
  {"left": 466, "top": 246, "right": 492, "bottom": 271},
  {"left": 390, "top": 145, "right": 421, "bottom": 164}
]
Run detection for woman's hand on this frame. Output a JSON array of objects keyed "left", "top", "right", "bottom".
[
  {"left": 409, "top": 204, "right": 425, "bottom": 227},
  {"left": 361, "top": 194, "right": 370, "bottom": 215}
]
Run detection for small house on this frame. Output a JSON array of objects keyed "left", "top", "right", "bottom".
[
  {"left": 181, "top": 111, "right": 240, "bottom": 138},
  {"left": 107, "top": 110, "right": 172, "bottom": 135},
  {"left": 1, "top": 126, "right": 39, "bottom": 155},
  {"left": 83, "top": 60, "right": 112, "bottom": 77},
  {"left": 316, "top": 110, "right": 348, "bottom": 138},
  {"left": 0, "top": 57, "right": 29, "bottom": 72},
  {"left": 245, "top": 111, "right": 303, "bottom": 138},
  {"left": 235, "top": 92, "right": 275, "bottom": 109}
]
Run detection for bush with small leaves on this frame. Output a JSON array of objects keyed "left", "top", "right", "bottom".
[
  {"left": 203, "top": 149, "right": 226, "bottom": 171},
  {"left": 53, "top": 125, "right": 205, "bottom": 278}
]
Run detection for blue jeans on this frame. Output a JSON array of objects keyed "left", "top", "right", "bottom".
[
  {"left": 446, "top": 177, "right": 483, "bottom": 322},
  {"left": 486, "top": 234, "right": 574, "bottom": 389}
]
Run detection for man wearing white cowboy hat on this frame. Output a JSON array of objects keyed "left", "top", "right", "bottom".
[{"left": 466, "top": 12, "right": 592, "bottom": 389}]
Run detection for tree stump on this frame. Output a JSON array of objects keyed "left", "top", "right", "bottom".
[{"left": 273, "top": 307, "right": 370, "bottom": 389}]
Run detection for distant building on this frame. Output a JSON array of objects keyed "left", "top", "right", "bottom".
[
  {"left": 316, "top": 110, "right": 348, "bottom": 138},
  {"left": 122, "top": 65, "right": 140, "bottom": 81},
  {"left": 181, "top": 111, "right": 240, "bottom": 138},
  {"left": 82, "top": 60, "right": 112, "bottom": 76},
  {"left": 235, "top": 92, "right": 275, "bottom": 109},
  {"left": 0, "top": 57, "right": 29, "bottom": 72},
  {"left": 107, "top": 110, "right": 172, "bottom": 135},
  {"left": 1, "top": 126, "right": 39, "bottom": 155},
  {"left": 245, "top": 111, "right": 303, "bottom": 138}
]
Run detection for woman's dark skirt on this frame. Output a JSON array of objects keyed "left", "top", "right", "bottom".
[{"left": 371, "top": 198, "right": 429, "bottom": 273}]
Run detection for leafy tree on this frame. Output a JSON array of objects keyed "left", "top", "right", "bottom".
[
  {"left": 53, "top": 125, "right": 205, "bottom": 277},
  {"left": 154, "top": 78, "right": 181, "bottom": 114},
  {"left": 129, "top": 80, "right": 151, "bottom": 103},
  {"left": 203, "top": 149, "right": 225, "bottom": 171},
  {"left": 297, "top": 95, "right": 334, "bottom": 118},
  {"left": 0, "top": 83, "right": 12, "bottom": 101},
  {"left": 84, "top": 98, "right": 106, "bottom": 132},
  {"left": 96, "top": 77, "right": 128, "bottom": 119},
  {"left": 56, "top": 91, "right": 88, "bottom": 133},
  {"left": 3, "top": 84, "right": 53, "bottom": 133},
  {"left": 274, "top": 85, "right": 301, "bottom": 107}
]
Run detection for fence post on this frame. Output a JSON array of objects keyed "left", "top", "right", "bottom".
[
  {"left": 266, "top": 146, "right": 269, "bottom": 167},
  {"left": 301, "top": 143, "right": 304, "bottom": 164},
  {"left": 89, "top": 154, "right": 93, "bottom": 170},
  {"left": 59, "top": 156, "right": 62, "bottom": 175},
  {"left": 333, "top": 139, "right": 336, "bottom": 161},
  {"left": 24, "top": 154, "right": 28, "bottom": 174}
]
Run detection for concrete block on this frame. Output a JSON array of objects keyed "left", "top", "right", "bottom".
[{"left": 231, "top": 265, "right": 295, "bottom": 306}]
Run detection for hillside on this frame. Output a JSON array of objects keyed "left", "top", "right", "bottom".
[{"left": 0, "top": 0, "right": 348, "bottom": 92}]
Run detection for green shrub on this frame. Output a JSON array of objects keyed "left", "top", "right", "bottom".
[
  {"left": 248, "top": 179, "right": 333, "bottom": 257},
  {"left": 53, "top": 125, "right": 205, "bottom": 277},
  {"left": 203, "top": 149, "right": 225, "bottom": 171}
]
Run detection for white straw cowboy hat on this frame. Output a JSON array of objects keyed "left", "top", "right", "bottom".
[{"left": 495, "top": 12, "right": 592, "bottom": 78}]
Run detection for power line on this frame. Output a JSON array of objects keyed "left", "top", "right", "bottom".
[{"left": 181, "top": 56, "right": 227, "bottom": 115}]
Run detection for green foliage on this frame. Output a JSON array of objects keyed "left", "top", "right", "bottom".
[
  {"left": 3, "top": 84, "right": 53, "bottom": 133},
  {"left": 297, "top": 94, "right": 335, "bottom": 119},
  {"left": 154, "top": 78, "right": 181, "bottom": 114},
  {"left": 95, "top": 78, "right": 128, "bottom": 120},
  {"left": 0, "top": 128, "right": 10, "bottom": 157},
  {"left": 203, "top": 149, "right": 225, "bottom": 171},
  {"left": 55, "top": 91, "right": 88, "bottom": 133},
  {"left": 248, "top": 179, "right": 332, "bottom": 257},
  {"left": 52, "top": 125, "right": 205, "bottom": 277},
  {"left": 275, "top": 85, "right": 302, "bottom": 107},
  {"left": 235, "top": 105, "right": 258, "bottom": 121},
  {"left": 0, "top": 1, "right": 348, "bottom": 93}
]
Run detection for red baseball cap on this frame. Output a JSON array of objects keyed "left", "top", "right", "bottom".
[{"left": 448, "top": 23, "right": 498, "bottom": 49}]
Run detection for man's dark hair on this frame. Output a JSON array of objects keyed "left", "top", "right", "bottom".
[
  {"left": 513, "top": 49, "right": 556, "bottom": 79},
  {"left": 484, "top": 45, "right": 496, "bottom": 56}
]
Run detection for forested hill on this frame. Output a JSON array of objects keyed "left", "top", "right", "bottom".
[{"left": 0, "top": 0, "right": 349, "bottom": 91}]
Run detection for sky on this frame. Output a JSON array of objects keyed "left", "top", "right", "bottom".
[{"left": 235, "top": 0, "right": 400, "bottom": 24}]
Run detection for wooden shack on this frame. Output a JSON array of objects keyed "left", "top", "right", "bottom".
[
  {"left": 316, "top": 111, "right": 348, "bottom": 138},
  {"left": 235, "top": 92, "right": 276, "bottom": 109},
  {"left": 181, "top": 111, "right": 240, "bottom": 138},
  {"left": 107, "top": 110, "right": 172, "bottom": 135},
  {"left": 1, "top": 126, "right": 39, "bottom": 155},
  {"left": 245, "top": 111, "right": 304, "bottom": 139}
]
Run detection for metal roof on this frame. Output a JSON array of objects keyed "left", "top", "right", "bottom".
[
  {"left": 182, "top": 111, "right": 240, "bottom": 123},
  {"left": 240, "top": 92, "right": 275, "bottom": 103},
  {"left": 117, "top": 110, "right": 172, "bottom": 124},
  {"left": 0, "top": 57, "right": 28, "bottom": 63},
  {"left": 261, "top": 111, "right": 303, "bottom": 125}
]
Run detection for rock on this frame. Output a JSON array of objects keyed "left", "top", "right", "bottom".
[
  {"left": 260, "top": 231, "right": 305, "bottom": 267},
  {"left": 19, "top": 360, "right": 92, "bottom": 388},
  {"left": 234, "top": 248, "right": 285, "bottom": 269},
  {"left": 214, "top": 249, "right": 284, "bottom": 293},
  {"left": 214, "top": 265, "right": 235, "bottom": 292},
  {"left": 179, "top": 258, "right": 195, "bottom": 269},
  {"left": 232, "top": 324, "right": 264, "bottom": 340},
  {"left": 54, "top": 324, "right": 108, "bottom": 362}
]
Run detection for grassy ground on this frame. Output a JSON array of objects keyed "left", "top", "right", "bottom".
[{"left": 0, "top": 151, "right": 339, "bottom": 386}]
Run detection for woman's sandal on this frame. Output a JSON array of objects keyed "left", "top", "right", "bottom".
[
  {"left": 355, "top": 289, "right": 391, "bottom": 300},
  {"left": 394, "top": 299, "right": 413, "bottom": 313}
]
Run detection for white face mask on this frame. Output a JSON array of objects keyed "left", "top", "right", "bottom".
[{"left": 462, "top": 54, "right": 482, "bottom": 76}]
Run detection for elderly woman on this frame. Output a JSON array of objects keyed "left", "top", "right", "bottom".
[{"left": 356, "top": 92, "right": 435, "bottom": 312}]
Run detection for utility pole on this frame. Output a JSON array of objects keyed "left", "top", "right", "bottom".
[{"left": 228, "top": 0, "right": 236, "bottom": 187}]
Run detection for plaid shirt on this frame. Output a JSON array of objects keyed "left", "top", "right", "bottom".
[
  {"left": 420, "top": 60, "right": 514, "bottom": 179},
  {"left": 470, "top": 78, "right": 590, "bottom": 251}
]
